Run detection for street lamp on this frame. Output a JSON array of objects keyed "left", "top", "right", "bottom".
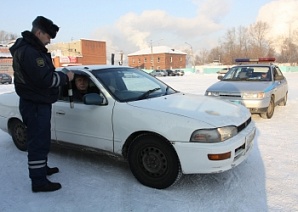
[{"left": 185, "top": 42, "right": 195, "bottom": 72}]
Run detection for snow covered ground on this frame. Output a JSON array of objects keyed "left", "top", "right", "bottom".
[{"left": 0, "top": 73, "right": 297, "bottom": 212}]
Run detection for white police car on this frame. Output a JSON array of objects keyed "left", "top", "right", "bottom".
[
  {"left": 205, "top": 58, "right": 288, "bottom": 119},
  {"left": 0, "top": 65, "right": 255, "bottom": 189}
]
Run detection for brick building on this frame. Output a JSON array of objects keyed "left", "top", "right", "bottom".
[
  {"left": 0, "top": 39, "right": 107, "bottom": 76},
  {"left": 48, "top": 39, "right": 106, "bottom": 67},
  {"left": 127, "top": 46, "right": 187, "bottom": 70},
  {"left": 0, "top": 45, "right": 13, "bottom": 75}
]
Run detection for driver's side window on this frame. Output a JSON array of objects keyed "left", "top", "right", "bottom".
[{"left": 58, "top": 74, "right": 101, "bottom": 103}]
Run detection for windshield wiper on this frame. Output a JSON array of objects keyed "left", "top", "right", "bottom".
[{"left": 138, "top": 88, "right": 161, "bottom": 100}]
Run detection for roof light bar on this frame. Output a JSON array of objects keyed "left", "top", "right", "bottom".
[{"left": 235, "top": 58, "right": 275, "bottom": 63}]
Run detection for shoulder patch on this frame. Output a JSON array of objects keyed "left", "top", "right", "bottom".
[{"left": 36, "top": 58, "right": 45, "bottom": 67}]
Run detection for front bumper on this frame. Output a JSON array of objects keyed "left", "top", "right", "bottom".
[
  {"left": 172, "top": 121, "right": 255, "bottom": 174},
  {"left": 210, "top": 96, "right": 270, "bottom": 114}
]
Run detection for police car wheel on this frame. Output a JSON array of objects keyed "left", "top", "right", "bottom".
[
  {"left": 260, "top": 96, "right": 275, "bottom": 119},
  {"left": 9, "top": 119, "right": 27, "bottom": 151},
  {"left": 278, "top": 93, "right": 287, "bottom": 106}
]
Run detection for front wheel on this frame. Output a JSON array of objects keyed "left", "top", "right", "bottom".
[
  {"left": 128, "top": 134, "right": 182, "bottom": 189},
  {"left": 260, "top": 96, "right": 275, "bottom": 119},
  {"left": 9, "top": 119, "right": 27, "bottom": 151}
]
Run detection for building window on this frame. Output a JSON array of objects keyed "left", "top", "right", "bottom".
[
  {"left": 180, "top": 57, "right": 182, "bottom": 61},
  {"left": 157, "top": 57, "right": 160, "bottom": 63},
  {"left": 138, "top": 58, "right": 141, "bottom": 64},
  {"left": 170, "top": 57, "right": 173, "bottom": 63},
  {"left": 144, "top": 58, "right": 147, "bottom": 63},
  {"left": 132, "top": 59, "right": 135, "bottom": 64}
]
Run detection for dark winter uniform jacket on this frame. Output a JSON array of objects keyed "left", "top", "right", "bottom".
[{"left": 9, "top": 31, "right": 68, "bottom": 104}]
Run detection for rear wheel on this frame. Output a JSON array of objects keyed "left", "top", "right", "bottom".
[
  {"left": 128, "top": 134, "right": 182, "bottom": 189},
  {"left": 9, "top": 119, "right": 27, "bottom": 151},
  {"left": 260, "top": 96, "right": 275, "bottom": 119}
]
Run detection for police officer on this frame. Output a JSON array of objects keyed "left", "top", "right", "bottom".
[{"left": 9, "top": 16, "right": 74, "bottom": 192}]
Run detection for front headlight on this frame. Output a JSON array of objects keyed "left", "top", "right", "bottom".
[
  {"left": 190, "top": 126, "right": 237, "bottom": 143},
  {"left": 242, "top": 92, "right": 265, "bottom": 99},
  {"left": 205, "top": 91, "right": 219, "bottom": 96}
]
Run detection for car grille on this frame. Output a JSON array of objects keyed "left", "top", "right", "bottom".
[
  {"left": 237, "top": 117, "right": 251, "bottom": 133},
  {"left": 234, "top": 117, "right": 254, "bottom": 161},
  {"left": 219, "top": 93, "right": 241, "bottom": 98}
]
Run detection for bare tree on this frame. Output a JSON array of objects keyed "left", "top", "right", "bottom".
[
  {"left": 208, "top": 47, "right": 222, "bottom": 64},
  {"left": 221, "top": 27, "right": 237, "bottom": 64},
  {"left": 237, "top": 26, "right": 250, "bottom": 57},
  {"left": 248, "top": 21, "right": 271, "bottom": 57},
  {"left": 195, "top": 48, "right": 209, "bottom": 65},
  {"left": 0, "top": 30, "right": 18, "bottom": 44},
  {"left": 278, "top": 37, "right": 298, "bottom": 64}
]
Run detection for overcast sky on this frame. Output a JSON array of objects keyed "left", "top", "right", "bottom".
[{"left": 1, "top": 0, "right": 298, "bottom": 55}]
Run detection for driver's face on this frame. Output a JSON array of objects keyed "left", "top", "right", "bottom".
[{"left": 75, "top": 77, "right": 88, "bottom": 91}]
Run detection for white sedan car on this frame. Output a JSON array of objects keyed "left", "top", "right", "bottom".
[{"left": 0, "top": 65, "right": 255, "bottom": 189}]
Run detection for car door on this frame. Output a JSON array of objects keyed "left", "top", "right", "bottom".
[
  {"left": 52, "top": 79, "right": 115, "bottom": 152},
  {"left": 273, "top": 66, "right": 287, "bottom": 102}
]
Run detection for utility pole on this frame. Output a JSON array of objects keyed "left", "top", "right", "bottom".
[
  {"left": 185, "top": 42, "right": 195, "bottom": 71},
  {"left": 150, "top": 39, "right": 163, "bottom": 70},
  {"left": 150, "top": 40, "right": 154, "bottom": 70}
]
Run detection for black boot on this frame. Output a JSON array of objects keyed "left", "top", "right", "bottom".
[
  {"left": 46, "top": 166, "right": 59, "bottom": 176},
  {"left": 32, "top": 180, "right": 62, "bottom": 192}
]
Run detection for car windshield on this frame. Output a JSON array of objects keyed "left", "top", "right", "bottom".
[
  {"left": 222, "top": 66, "right": 272, "bottom": 81},
  {"left": 92, "top": 67, "right": 177, "bottom": 102}
]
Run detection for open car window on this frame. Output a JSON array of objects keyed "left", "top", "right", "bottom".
[{"left": 58, "top": 72, "right": 102, "bottom": 103}]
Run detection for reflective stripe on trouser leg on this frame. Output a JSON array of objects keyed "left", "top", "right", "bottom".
[{"left": 19, "top": 99, "right": 52, "bottom": 186}]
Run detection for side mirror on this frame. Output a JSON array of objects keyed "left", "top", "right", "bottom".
[
  {"left": 83, "top": 93, "right": 105, "bottom": 105},
  {"left": 217, "top": 75, "right": 223, "bottom": 80}
]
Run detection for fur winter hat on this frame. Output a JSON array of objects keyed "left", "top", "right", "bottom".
[{"left": 32, "top": 16, "right": 59, "bottom": 39}]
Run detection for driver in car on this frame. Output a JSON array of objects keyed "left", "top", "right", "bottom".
[{"left": 73, "top": 75, "right": 89, "bottom": 101}]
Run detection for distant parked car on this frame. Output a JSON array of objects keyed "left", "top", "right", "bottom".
[
  {"left": 0, "top": 73, "right": 12, "bottom": 84},
  {"left": 165, "top": 69, "right": 176, "bottom": 76},
  {"left": 149, "top": 70, "right": 167, "bottom": 77},
  {"left": 174, "top": 70, "right": 184, "bottom": 76},
  {"left": 216, "top": 67, "right": 230, "bottom": 76}
]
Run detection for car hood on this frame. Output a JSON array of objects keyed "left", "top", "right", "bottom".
[
  {"left": 128, "top": 93, "right": 250, "bottom": 127},
  {"left": 206, "top": 81, "right": 273, "bottom": 93}
]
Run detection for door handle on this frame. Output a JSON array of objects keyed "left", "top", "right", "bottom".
[{"left": 56, "top": 111, "right": 65, "bottom": 115}]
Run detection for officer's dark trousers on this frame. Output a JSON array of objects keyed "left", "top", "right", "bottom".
[{"left": 19, "top": 98, "right": 52, "bottom": 186}]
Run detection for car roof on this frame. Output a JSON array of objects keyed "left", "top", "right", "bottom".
[{"left": 56, "top": 65, "right": 132, "bottom": 73}]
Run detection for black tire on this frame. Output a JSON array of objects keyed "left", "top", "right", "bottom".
[
  {"left": 9, "top": 119, "right": 27, "bottom": 151},
  {"left": 278, "top": 92, "right": 287, "bottom": 106},
  {"left": 128, "top": 134, "right": 182, "bottom": 189},
  {"left": 260, "top": 96, "right": 275, "bottom": 119}
]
